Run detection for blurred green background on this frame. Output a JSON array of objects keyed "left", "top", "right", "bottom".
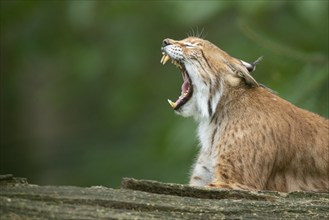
[{"left": 1, "top": 1, "right": 328, "bottom": 188}]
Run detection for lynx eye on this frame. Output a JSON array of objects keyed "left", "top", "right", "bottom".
[{"left": 183, "top": 42, "right": 195, "bottom": 48}]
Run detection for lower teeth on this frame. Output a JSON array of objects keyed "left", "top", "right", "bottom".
[{"left": 168, "top": 99, "right": 177, "bottom": 108}]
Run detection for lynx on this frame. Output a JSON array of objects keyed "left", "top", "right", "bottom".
[{"left": 160, "top": 37, "right": 329, "bottom": 192}]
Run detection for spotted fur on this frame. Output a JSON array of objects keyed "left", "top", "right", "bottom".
[{"left": 163, "top": 37, "right": 329, "bottom": 192}]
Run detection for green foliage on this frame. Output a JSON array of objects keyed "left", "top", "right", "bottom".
[{"left": 1, "top": 1, "right": 328, "bottom": 187}]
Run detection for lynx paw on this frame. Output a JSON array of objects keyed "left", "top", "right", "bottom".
[
  {"left": 207, "top": 182, "right": 233, "bottom": 189},
  {"left": 207, "top": 181, "right": 254, "bottom": 191}
]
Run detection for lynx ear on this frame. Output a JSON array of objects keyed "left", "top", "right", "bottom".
[
  {"left": 227, "top": 61, "right": 259, "bottom": 87},
  {"left": 237, "top": 68, "right": 259, "bottom": 87}
]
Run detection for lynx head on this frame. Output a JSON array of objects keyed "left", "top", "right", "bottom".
[{"left": 161, "top": 37, "right": 260, "bottom": 120}]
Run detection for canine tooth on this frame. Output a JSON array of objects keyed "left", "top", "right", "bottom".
[
  {"left": 167, "top": 99, "right": 177, "bottom": 108},
  {"left": 163, "top": 55, "right": 170, "bottom": 65},
  {"left": 160, "top": 54, "right": 165, "bottom": 64}
]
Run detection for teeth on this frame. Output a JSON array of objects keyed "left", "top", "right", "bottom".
[
  {"left": 167, "top": 99, "right": 177, "bottom": 108},
  {"left": 163, "top": 55, "right": 170, "bottom": 64},
  {"left": 161, "top": 53, "right": 182, "bottom": 68},
  {"left": 160, "top": 54, "right": 170, "bottom": 65},
  {"left": 160, "top": 55, "right": 165, "bottom": 63},
  {"left": 172, "top": 60, "right": 180, "bottom": 68}
]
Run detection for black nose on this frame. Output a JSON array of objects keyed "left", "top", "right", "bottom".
[{"left": 162, "top": 39, "right": 171, "bottom": 47}]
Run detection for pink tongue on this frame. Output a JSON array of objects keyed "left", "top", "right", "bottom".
[{"left": 181, "top": 79, "right": 190, "bottom": 95}]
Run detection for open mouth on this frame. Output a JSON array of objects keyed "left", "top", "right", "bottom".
[{"left": 160, "top": 53, "right": 193, "bottom": 110}]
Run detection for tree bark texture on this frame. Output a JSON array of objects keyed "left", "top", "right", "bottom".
[{"left": 0, "top": 175, "right": 328, "bottom": 219}]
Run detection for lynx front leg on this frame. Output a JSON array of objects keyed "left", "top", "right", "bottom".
[{"left": 189, "top": 160, "right": 214, "bottom": 187}]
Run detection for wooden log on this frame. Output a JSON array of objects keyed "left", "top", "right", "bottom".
[{"left": 0, "top": 175, "right": 328, "bottom": 219}]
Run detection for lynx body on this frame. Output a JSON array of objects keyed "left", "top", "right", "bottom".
[{"left": 161, "top": 37, "right": 329, "bottom": 192}]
